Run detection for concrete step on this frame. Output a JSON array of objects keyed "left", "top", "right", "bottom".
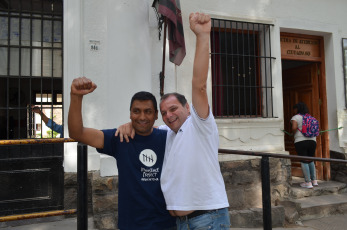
[
  {"left": 279, "top": 193, "right": 347, "bottom": 223},
  {"left": 297, "top": 193, "right": 347, "bottom": 221},
  {"left": 279, "top": 177, "right": 347, "bottom": 223},
  {"left": 290, "top": 177, "right": 347, "bottom": 199}
]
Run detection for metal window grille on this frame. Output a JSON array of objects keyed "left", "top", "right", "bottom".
[
  {"left": 210, "top": 18, "right": 275, "bottom": 118},
  {"left": 0, "top": 0, "right": 63, "bottom": 139}
]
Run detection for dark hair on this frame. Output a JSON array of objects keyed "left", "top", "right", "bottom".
[
  {"left": 160, "top": 92, "right": 187, "bottom": 106},
  {"left": 130, "top": 91, "right": 158, "bottom": 112},
  {"left": 293, "top": 102, "right": 309, "bottom": 115}
]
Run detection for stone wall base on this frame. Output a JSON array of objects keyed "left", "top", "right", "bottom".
[
  {"left": 64, "top": 157, "right": 291, "bottom": 229},
  {"left": 331, "top": 151, "right": 347, "bottom": 183},
  {"left": 230, "top": 206, "right": 285, "bottom": 228}
]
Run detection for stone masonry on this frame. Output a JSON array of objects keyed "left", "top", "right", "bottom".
[
  {"left": 331, "top": 151, "right": 347, "bottom": 184},
  {"left": 64, "top": 157, "right": 292, "bottom": 229}
]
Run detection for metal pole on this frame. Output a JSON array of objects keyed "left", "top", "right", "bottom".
[
  {"left": 261, "top": 156, "right": 272, "bottom": 230},
  {"left": 160, "top": 16, "right": 167, "bottom": 97},
  {"left": 77, "top": 143, "right": 88, "bottom": 230}
]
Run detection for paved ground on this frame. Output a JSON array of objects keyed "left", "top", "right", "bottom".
[
  {"left": 0, "top": 217, "right": 97, "bottom": 230},
  {"left": 231, "top": 214, "right": 347, "bottom": 230},
  {"left": 1, "top": 214, "right": 347, "bottom": 230}
]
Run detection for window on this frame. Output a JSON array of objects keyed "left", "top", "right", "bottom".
[
  {"left": 0, "top": 0, "right": 63, "bottom": 139},
  {"left": 210, "top": 19, "right": 275, "bottom": 118}
]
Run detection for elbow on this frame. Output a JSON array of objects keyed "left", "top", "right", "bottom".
[
  {"left": 192, "top": 80, "right": 207, "bottom": 93},
  {"left": 68, "top": 126, "right": 81, "bottom": 142},
  {"left": 68, "top": 130, "right": 77, "bottom": 141}
]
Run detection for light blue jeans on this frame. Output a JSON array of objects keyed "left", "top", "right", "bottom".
[
  {"left": 301, "top": 162, "right": 316, "bottom": 182},
  {"left": 176, "top": 208, "right": 231, "bottom": 230}
]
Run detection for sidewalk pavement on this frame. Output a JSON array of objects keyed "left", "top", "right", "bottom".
[
  {"left": 231, "top": 214, "right": 347, "bottom": 230},
  {"left": 1, "top": 214, "right": 347, "bottom": 229}
]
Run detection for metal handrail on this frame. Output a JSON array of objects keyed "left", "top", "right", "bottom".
[
  {"left": 0, "top": 138, "right": 75, "bottom": 145},
  {"left": 0, "top": 209, "right": 77, "bottom": 222},
  {"left": 219, "top": 148, "right": 347, "bottom": 164},
  {"left": 218, "top": 148, "right": 347, "bottom": 230}
]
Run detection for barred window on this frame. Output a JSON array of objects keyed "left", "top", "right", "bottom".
[
  {"left": 210, "top": 19, "right": 275, "bottom": 118},
  {"left": 0, "top": 0, "right": 63, "bottom": 139}
]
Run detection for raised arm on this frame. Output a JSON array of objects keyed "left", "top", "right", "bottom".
[
  {"left": 68, "top": 77, "right": 104, "bottom": 149},
  {"left": 190, "top": 12, "right": 211, "bottom": 119},
  {"left": 32, "top": 106, "right": 50, "bottom": 124}
]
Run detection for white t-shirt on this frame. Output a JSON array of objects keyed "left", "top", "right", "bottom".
[
  {"left": 291, "top": 114, "right": 316, "bottom": 143},
  {"left": 160, "top": 104, "right": 229, "bottom": 211}
]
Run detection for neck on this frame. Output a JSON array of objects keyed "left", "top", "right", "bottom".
[{"left": 135, "top": 127, "right": 153, "bottom": 136}]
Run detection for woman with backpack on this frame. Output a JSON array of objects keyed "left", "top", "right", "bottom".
[{"left": 291, "top": 102, "right": 319, "bottom": 189}]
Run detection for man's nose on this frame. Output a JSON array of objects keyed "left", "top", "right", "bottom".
[
  {"left": 139, "top": 112, "right": 146, "bottom": 119},
  {"left": 166, "top": 111, "right": 173, "bottom": 118}
]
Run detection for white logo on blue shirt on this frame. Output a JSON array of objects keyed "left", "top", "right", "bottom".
[{"left": 139, "top": 149, "right": 157, "bottom": 167}]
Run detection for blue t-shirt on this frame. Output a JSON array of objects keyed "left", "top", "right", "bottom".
[{"left": 97, "top": 128, "right": 175, "bottom": 230}]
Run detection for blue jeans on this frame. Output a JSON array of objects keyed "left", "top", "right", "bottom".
[
  {"left": 176, "top": 208, "right": 230, "bottom": 230},
  {"left": 301, "top": 161, "right": 316, "bottom": 182}
]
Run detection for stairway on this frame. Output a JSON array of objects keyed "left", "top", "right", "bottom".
[{"left": 279, "top": 177, "right": 347, "bottom": 224}]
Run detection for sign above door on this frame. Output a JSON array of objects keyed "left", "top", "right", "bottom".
[{"left": 280, "top": 33, "right": 322, "bottom": 61}]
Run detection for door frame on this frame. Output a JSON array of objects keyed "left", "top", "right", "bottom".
[{"left": 281, "top": 32, "right": 330, "bottom": 180}]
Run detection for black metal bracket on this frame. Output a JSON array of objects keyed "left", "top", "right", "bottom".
[
  {"left": 160, "top": 71, "right": 165, "bottom": 97},
  {"left": 152, "top": 0, "right": 165, "bottom": 40}
]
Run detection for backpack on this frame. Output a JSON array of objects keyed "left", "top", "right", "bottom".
[{"left": 298, "top": 113, "right": 319, "bottom": 137}]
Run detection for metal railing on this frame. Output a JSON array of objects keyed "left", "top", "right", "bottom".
[
  {"left": 210, "top": 18, "right": 276, "bottom": 118},
  {"left": 218, "top": 148, "right": 347, "bottom": 230},
  {"left": 0, "top": 138, "right": 88, "bottom": 230}
]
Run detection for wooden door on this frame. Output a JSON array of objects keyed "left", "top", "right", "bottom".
[{"left": 283, "top": 63, "right": 323, "bottom": 179}]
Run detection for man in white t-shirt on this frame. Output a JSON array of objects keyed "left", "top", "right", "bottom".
[
  {"left": 157, "top": 12, "right": 230, "bottom": 229},
  {"left": 117, "top": 12, "right": 230, "bottom": 229}
]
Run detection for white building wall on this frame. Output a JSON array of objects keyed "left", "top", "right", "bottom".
[{"left": 63, "top": 0, "right": 347, "bottom": 173}]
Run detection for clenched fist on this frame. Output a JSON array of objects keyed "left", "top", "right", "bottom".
[
  {"left": 70, "top": 77, "right": 97, "bottom": 96},
  {"left": 189, "top": 12, "right": 211, "bottom": 36}
]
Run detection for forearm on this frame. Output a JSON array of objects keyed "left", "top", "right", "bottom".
[
  {"left": 68, "top": 77, "right": 103, "bottom": 148},
  {"left": 191, "top": 33, "right": 210, "bottom": 118},
  {"left": 68, "top": 94, "right": 84, "bottom": 141},
  {"left": 192, "top": 34, "right": 210, "bottom": 90},
  {"left": 40, "top": 112, "right": 50, "bottom": 124}
]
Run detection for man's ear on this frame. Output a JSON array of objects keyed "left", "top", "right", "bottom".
[
  {"left": 185, "top": 103, "right": 190, "bottom": 113},
  {"left": 155, "top": 111, "right": 158, "bottom": 120}
]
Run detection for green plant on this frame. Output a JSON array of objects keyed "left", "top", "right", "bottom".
[{"left": 46, "top": 130, "right": 59, "bottom": 138}]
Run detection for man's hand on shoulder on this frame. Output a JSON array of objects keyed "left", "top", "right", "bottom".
[{"left": 115, "top": 122, "right": 135, "bottom": 143}]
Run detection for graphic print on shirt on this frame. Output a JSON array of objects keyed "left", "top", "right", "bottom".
[{"left": 139, "top": 149, "right": 160, "bottom": 182}]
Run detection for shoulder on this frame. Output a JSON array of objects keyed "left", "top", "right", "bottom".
[
  {"left": 190, "top": 104, "right": 218, "bottom": 134},
  {"left": 136, "top": 128, "right": 167, "bottom": 143},
  {"left": 101, "top": 128, "right": 117, "bottom": 136},
  {"left": 191, "top": 103, "right": 214, "bottom": 122},
  {"left": 291, "top": 114, "right": 302, "bottom": 121},
  {"left": 157, "top": 125, "right": 170, "bottom": 132},
  {"left": 153, "top": 128, "right": 167, "bottom": 137}
]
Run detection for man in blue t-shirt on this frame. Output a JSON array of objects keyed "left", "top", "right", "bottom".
[{"left": 68, "top": 77, "right": 175, "bottom": 230}]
